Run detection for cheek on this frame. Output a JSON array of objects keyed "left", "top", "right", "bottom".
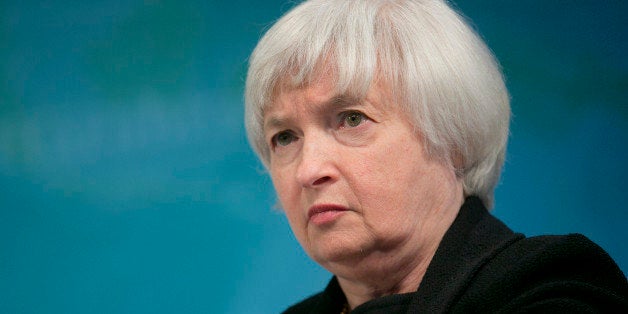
[
  {"left": 351, "top": 136, "right": 422, "bottom": 188},
  {"left": 350, "top": 136, "right": 429, "bottom": 214},
  {"left": 271, "top": 170, "right": 295, "bottom": 208},
  {"left": 270, "top": 170, "right": 306, "bottom": 230}
]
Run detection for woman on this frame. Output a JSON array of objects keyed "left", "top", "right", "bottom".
[{"left": 244, "top": 0, "right": 628, "bottom": 312}]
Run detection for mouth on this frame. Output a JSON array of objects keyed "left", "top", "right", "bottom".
[{"left": 307, "top": 204, "right": 349, "bottom": 225}]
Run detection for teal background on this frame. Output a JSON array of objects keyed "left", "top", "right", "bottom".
[{"left": 1, "top": 1, "right": 626, "bottom": 313}]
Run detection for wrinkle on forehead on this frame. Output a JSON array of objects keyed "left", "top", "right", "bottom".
[{"left": 265, "top": 61, "right": 372, "bottom": 112}]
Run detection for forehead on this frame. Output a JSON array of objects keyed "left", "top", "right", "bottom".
[
  {"left": 263, "top": 78, "right": 346, "bottom": 125},
  {"left": 272, "top": 79, "right": 353, "bottom": 110},
  {"left": 264, "top": 97, "right": 341, "bottom": 138},
  {"left": 269, "top": 70, "right": 342, "bottom": 106},
  {"left": 264, "top": 76, "right": 396, "bottom": 124}
]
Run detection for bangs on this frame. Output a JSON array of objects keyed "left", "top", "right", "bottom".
[{"left": 260, "top": 4, "right": 383, "bottom": 114}]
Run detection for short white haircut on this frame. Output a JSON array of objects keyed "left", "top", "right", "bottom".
[{"left": 245, "top": 0, "right": 510, "bottom": 209}]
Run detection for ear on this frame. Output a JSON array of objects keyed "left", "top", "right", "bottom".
[{"left": 451, "top": 148, "right": 465, "bottom": 178}]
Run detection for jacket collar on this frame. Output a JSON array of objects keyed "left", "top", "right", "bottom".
[{"left": 409, "top": 196, "right": 523, "bottom": 312}]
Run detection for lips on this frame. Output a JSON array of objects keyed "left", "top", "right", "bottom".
[{"left": 307, "top": 204, "right": 349, "bottom": 225}]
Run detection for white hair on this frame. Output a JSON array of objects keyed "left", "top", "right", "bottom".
[{"left": 244, "top": 0, "right": 510, "bottom": 209}]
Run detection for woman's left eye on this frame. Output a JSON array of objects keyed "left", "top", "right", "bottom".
[{"left": 340, "top": 111, "right": 367, "bottom": 128}]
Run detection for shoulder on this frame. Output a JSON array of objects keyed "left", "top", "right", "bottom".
[
  {"left": 456, "top": 233, "right": 628, "bottom": 312},
  {"left": 490, "top": 233, "right": 626, "bottom": 287}
]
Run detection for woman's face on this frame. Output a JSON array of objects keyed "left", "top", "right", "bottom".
[{"left": 263, "top": 77, "right": 462, "bottom": 273}]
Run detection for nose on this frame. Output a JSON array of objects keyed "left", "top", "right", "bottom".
[{"left": 295, "top": 135, "right": 337, "bottom": 188}]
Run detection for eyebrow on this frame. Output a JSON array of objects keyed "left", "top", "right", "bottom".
[
  {"left": 264, "top": 116, "right": 287, "bottom": 131},
  {"left": 263, "top": 94, "right": 361, "bottom": 132}
]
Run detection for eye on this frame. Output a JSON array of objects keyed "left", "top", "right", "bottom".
[
  {"left": 272, "top": 131, "right": 297, "bottom": 147},
  {"left": 340, "top": 111, "right": 367, "bottom": 128}
]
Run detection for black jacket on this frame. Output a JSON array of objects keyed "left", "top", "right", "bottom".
[{"left": 283, "top": 197, "right": 628, "bottom": 313}]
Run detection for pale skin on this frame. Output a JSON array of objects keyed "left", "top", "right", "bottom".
[{"left": 264, "top": 75, "right": 464, "bottom": 310}]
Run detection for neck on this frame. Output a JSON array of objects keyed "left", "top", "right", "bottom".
[
  {"left": 338, "top": 253, "right": 433, "bottom": 309},
  {"left": 336, "top": 189, "right": 464, "bottom": 310}
]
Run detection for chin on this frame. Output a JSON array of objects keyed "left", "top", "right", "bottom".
[{"left": 309, "top": 238, "right": 370, "bottom": 267}]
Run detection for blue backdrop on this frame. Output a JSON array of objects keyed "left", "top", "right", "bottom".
[{"left": 1, "top": 1, "right": 626, "bottom": 313}]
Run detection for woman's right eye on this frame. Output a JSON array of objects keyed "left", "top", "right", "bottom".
[{"left": 272, "top": 131, "right": 297, "bottom": 147}]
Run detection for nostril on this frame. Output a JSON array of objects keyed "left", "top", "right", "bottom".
[{"left": 312, "top": 176, "right": 331, "bottom": 186}]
